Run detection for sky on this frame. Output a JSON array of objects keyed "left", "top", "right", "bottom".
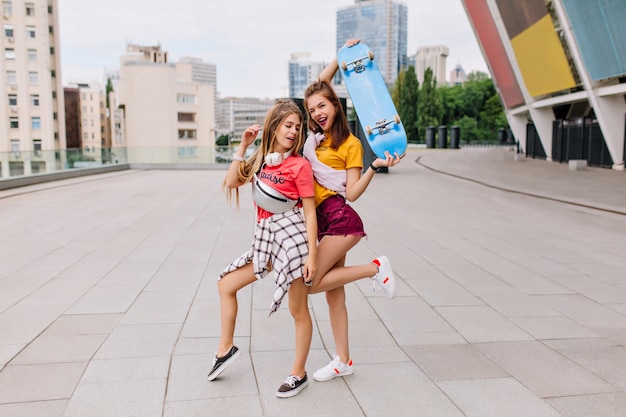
[{"left": 58, "top": 0, "right": 488, "bottom": 99}]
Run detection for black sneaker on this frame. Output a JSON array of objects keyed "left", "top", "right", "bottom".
[
  {"left": 207, "top": 345, "right": 241, "bottom": 381},
  {"left": 276, "top": 373, "right": 308, "bottom": 398}
]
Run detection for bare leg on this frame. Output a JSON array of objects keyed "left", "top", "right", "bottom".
[
  {"left": 288, "top": 277, "right": 312, "bottom": 378},
  {"left": 310, "top": 235, "right": 371, "bottom": 365},
  {"left": 326, "top": 285, "right": 350, "bottom": 363},
  {"left": 308, "top": 235, "right": 378, "bottom": 294},
  {"left": 216, "top": 263, "right": 257, "bottom": 357}
]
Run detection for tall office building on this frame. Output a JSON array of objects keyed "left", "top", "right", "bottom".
[
  {"left": 413, "top": 45, "right": 449, "bottom": 85},
  {"left": 1, "top": 0, "right": 65, "bottom": 177},
  {"left": 461, "top": 0, "right": 626, "bottom": 170},
  {"left": 336, "top": 0, "right": 408, "bottom": 87},
  {"left": 288, "top": 53, "right": 327, "bottom": 99}
]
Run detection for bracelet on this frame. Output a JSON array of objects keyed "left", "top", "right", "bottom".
[
  {"left": 370, "top": 162, "right": 380, "bottom": 173},
  {"left": 232, "top": 154, "right": 245, "bottom": 162}
]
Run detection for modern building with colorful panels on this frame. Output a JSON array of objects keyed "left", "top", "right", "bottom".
[{"left": 461, "top": 0, "right": 626, "bottom": 170}]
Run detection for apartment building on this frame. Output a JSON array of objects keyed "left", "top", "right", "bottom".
[
  {"left": 64, "top": 82, "right": 108, "bottom": 164},
  {"left": 1, "top": 0, "right": 65, "bottom": 176},
  {"left": 111, "top": 44, "right": 216, "bottom": 164}
]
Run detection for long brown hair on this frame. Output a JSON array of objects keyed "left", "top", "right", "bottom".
[
  {"left": 225, "top": 99, "right": 304, "bottom": 205},
  {"left": 304, "top": 80, "right": 351, "bottom": 150}
]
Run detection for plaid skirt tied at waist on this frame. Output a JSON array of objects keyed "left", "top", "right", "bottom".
[{"left": 219, "top": 207, "right": 309, "bottom": 315}]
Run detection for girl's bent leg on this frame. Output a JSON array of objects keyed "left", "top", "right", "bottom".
[
  {"left": 288, "top": 277, "right": 312, "bottom": 378},
  {"left": 217, "top": 263, "right": 257, "bottom": 357}
]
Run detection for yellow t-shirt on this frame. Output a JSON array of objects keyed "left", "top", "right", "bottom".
[{"left": 314, "top": 133, "right": 363, "bottom": 206}]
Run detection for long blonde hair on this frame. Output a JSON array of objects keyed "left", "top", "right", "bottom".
[{"left": 225, "top": 99, "right": 304, "bottom": 205}]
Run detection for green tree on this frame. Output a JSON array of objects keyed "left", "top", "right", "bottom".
[
  {"left": 480, "top": 94, "right": 508, "bottom": 138},
  {"left": 417, "top": 68, "right": 443, "bottom": 141},
  {"left": 105, "top": 77, "right": 114, "bottom": 109},
  {"left": 216, "top": 134, "right": 229, "bottom": 146},
  {"left": 453, "top": 116, "right": 481, "bottom": 142},
  {"left": 393, "top": 66, "right": 419, "bottom": 143}
]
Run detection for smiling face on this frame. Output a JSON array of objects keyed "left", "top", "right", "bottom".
[
  {"left": 272, "top": 113, "right": 302, "bottom": 154},
  {"left": 306, "top": 92, "right": 336, "bottom": 134}
]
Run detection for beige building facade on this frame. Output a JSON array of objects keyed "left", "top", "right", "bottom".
[
  {"left": 111, "top": 44, "right": 216, "bottom": 165},
  {"left": 413, "top": 45, "right": 449, "bottom": 85},
  {"left": 1, "top": 0, "right": 65, "bottom": 176}
]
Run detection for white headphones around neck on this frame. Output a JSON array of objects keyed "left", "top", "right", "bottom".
[{"left": 264, "top": 149, "right": 292, "bottom": 167}]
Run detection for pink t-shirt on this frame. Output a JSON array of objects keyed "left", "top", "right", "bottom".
[{"left": 256, "top": 155, "right": 314, "bottom": 220}]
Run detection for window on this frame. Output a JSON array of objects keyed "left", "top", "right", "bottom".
[
  {"left": 29, "top": 71, "right": 38, "bottom": 85},
  {"left": 10, "top": 117, "right": 18, "bottom": 128},
  {"left": 178, "top": 147, "right": 197, "bottom": 158},
  {"left": 83, "top": 132, "right": 88, "bottom": 140},
  {"left": 177, "top": 94, "right": 195, "bottom": 105},
  {"left": 50, "top": 69, "right": 55, "bottom": 78},
  {"left": 7, "top": 70, "right": 16, "bottom": 84},
  {"left": 33, "top": 139, "right": 42, "bottom": 155},
  {"left": 8, "top": 94, "right": 16, "bottom": 105},
  {"left": 5, "top": 48, "right": 14, "bottom": 60},
  {"left": 48, "top": 25, "right": 53, "bottom": 34},
  {"left": 4, "top": 24, "right": 13, "bottom": 37},
  {"left": 178, "top": 129, "right": 197, "bottom": 139},
  {"left": 27, "top": 49, "right": 36, "bottom": 61},
  {"left": 25, "top": 2, "right": 34, "bottom": 16},
  {"left": 26, "top": 25, "right": 35, "bottom": 38},
  {"left": 11, "top": 140, "right": 19, "bottom": 153},
  {"left": 49, "top": 47, "right": 54, "bottom": 55},
  {"left": 177, "top": 112, "right": 195, "bottom": 122},
  {"left": 30, "top": 94, "right": 39, "bottom": 107},
  {"left": 2, "top": 1, "right": 12, "bottom": 16},
  {"left": 31, "top": 116, "right": 40, "bottom": 129}
]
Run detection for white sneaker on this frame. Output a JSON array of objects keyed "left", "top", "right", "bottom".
[
  {"left": 313, "top": 355, "right": 353, "bottom": 382},
  {"left": 372, "top": 256, "right": 396, "bottom": 299}
]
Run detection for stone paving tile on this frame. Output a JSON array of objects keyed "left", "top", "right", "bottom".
[
  {"left": 163, "top": 397, "right": 264, "bottom": 417},
  {"left": 10, "top": 334, "right": 107, "bottom": 365},
  {"left": 468, "top": 286, "right": 559, "bottom": 317},
  {"left": 348, "top": 362, "right": 465, "bottom": 417},
  {"left": 546, "top": 393, "right": 626, "bottom": 417},
  {"left": 0, "top": 362, "right": 87, "bottom": 403},
  {"left": 510, "top": 316, "right": 600, "bottom": 340},
  {"left": 405, "top": 278, "right": 484, "bottom": 306},
  {"left": 476, "top": 341, "right": 616, "bottom": 397},
  {"left": 62, "top": 379, "right": 166, "bottom": 417},
  {"left": 404, "top": 343, "right": 509, "bottom": 382},
  {"left": 439, "top": 377, "right": 563, "bottom": 417},
  {"left": 435, "top": 306, "right": 533, "bottom": 343},
  {"left": 0, "top": 399, "right": 69, "bottom": 417}
]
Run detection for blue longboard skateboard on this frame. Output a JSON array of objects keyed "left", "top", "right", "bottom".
[{"left": 338, "top": 42, "right": 407, "bottom": 160}]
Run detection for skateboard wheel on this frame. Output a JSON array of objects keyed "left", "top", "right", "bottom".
[
  {"left": 365, "top": 126, "right": 372, "bottom": 136},
  {"left": 341, "top": 61, "right": 347, "bottom": 71},
  {"left": 368, "top": 51, "right": 375, "bottom": 61},
  {"left": 394, "top": 114, "right": 401, "bottom": 124}
]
